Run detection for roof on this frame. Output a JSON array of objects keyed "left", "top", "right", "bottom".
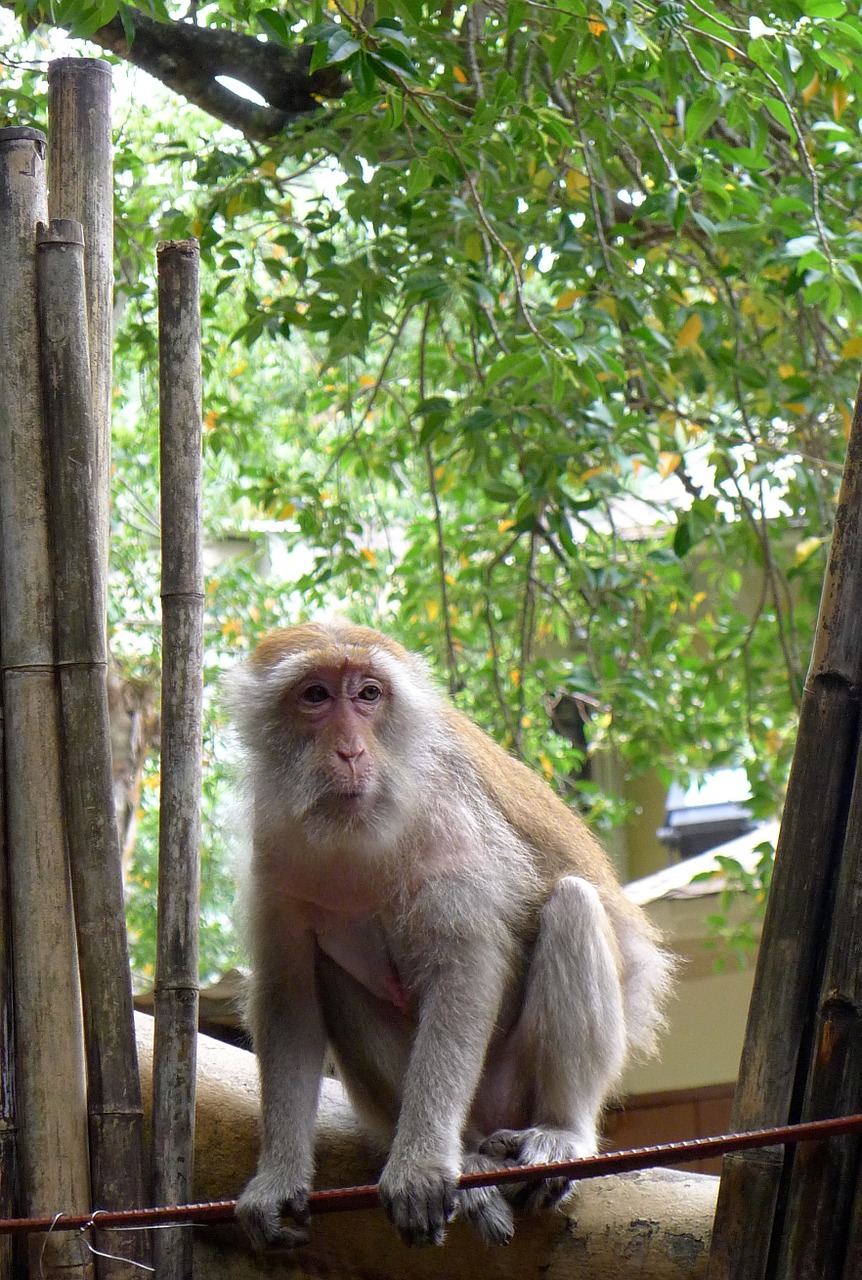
[{"left": 624, "top": 821, "right": 779, "bottom": 907}]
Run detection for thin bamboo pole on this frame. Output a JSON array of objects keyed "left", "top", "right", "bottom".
[
  {"left": 37, "top": 219, "right": 148, "bottom": 1280},
  {"left": 151, "top": 239, "right": 204, "bottom": 1280},
  {"left": 706, "top": 373, "right": 862, "bottom": 1280},
  {"left": 47, "top": 58, "right": 113, "bottom": 600},
  {"left": 0, "top": 127, "right": 92, "bottom": 1280}
]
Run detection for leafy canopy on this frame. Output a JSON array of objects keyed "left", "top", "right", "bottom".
[{"left": 3, "top": 0, "right": 860, "bottom": 970}]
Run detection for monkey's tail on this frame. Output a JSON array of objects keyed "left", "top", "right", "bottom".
[{"left": 611, "top": 902, "right": 677, "bottom": 1059}]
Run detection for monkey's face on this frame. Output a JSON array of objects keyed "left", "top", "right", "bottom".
[
  {"left": 287, "top": 662, "right": 387, "bottom": 814},
  {"left": 227, "top": 621, "right": 444, "bottom": 853}
]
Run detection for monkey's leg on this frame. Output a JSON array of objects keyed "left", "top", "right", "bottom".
[
  {"left": 319, "top": 955, "right": 514, "bottom": 1246},
  {"left": 480, "top": 875, "right": 627, "bottom": 1213}
]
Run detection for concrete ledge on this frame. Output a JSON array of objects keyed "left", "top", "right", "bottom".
[{"left": 136, "top": 1013, "right": 717, "bottom": 1279}]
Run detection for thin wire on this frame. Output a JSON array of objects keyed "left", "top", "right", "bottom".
[
  {"left": 87, "top": 1212, "right": 155, "bottom": 1273},
  {"left": 38, "top": 1213, "right": 64, "bottom": 1279},
  {"left": 6, "top": 1111, "right": 862, "bottom": 1239}
]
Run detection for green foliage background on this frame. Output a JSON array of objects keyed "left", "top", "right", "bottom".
[{"left": 3, "top": 0, "right": 859, "bottom": 978}]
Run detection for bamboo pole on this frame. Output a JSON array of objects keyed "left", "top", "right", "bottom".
[
  {"left": 0, "top": 706, "right": 21, "bottom": 1280},
  {"left": 706, "top": 374, "right": 862, "bottom": 1280},
  {"left": 0, "top": 127, "right": 92, "bottom": 1280},
  {"left": 771, "top": 707, "right": 862, "bottom": 1279},
  {"left": 151, "top": 239, "right": 204, "bottom": 1280},
  {"left": 47, "top": 58, "right": 113, "bottom": 600},
  {"left": 37, "top": 219, "right": 148, "bottom": 1280}
]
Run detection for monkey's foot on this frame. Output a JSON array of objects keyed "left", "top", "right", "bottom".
[
  {"left": 479, "top": 1126, "right": 596, "bottom": 1213},
  {"left": 378, "top": 1158, "right": 458, "bottom": 1247},
  {"left": 457, "top": 1153, "right": 514, "bottom": 1245},
  {"left": 235, "top": 1171, "right": 311, "bottom": 1251}
]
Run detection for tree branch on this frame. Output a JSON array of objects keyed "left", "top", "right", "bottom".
[{"left": 17, "top": 5, "right": 349, "bottom": 139}]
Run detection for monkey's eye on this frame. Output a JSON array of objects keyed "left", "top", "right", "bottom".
[
  {"left": 357, "top": 683, "right": 382, "bottom": 703},
  {"left": 300, "top": 684, "right": 330, "bottom": 706}
]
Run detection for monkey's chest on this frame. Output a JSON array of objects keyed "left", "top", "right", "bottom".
[{"left": 310, "top": 907, "right": 411, "bottom": 1015}]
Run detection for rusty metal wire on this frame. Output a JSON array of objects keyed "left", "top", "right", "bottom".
[{"left": 2, "top": 1112, "right": 861, "bottom": 1238}]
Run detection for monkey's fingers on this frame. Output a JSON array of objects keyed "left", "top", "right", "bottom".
[
  {"left": 235, "top": 1177, "right": 311, "bottom": 1252},
  {"left": 378, "top": 1168, "right": 457, "bottom": 1247}
]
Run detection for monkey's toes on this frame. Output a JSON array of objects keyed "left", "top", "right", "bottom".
[
  {"left": 458, "top": 1184, "right": 514, "bottom": 1245},
  {"left": 478, "top": 1128, "right": 527, "bottom": 1161},
  {"left": 518, "top": 1175, "right": 575, "bottom": 1214}
]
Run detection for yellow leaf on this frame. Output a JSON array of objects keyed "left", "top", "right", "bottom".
[
  {"left": 453, "top": 66, "right": 468, "bottom": 84},
  {"left": 259, "top": 159, "right": 278, "bottom": 177},
  {"left": 190, "top": 218, "right": 203, "bottom": 238},
  {"left": 778, "top": 363, "right": 796, "bottom": 378},
  {"left": 675, "top": 313, "right": 703, "bottom": 349},
  {"left": 554, "top": 289, "right": 582, "bottom": 311},
  {"left": 793, "top": 535, "right": 824, "bottom": 567},
  {"left": 498, "top": 518, "right": 516, "bottom": 532},
  {"left": 521, "top": 716, "right": 533, "bottom": 728},
  {"left": 833, "top": 83, "right": 849, "bottom": 120},
  {"left": 359, "top": 373, "right": 377, "bottom": 386},
  {"left": 841, "top": 336, "right": 862, "bottom": 359},
  {"left": 658, "top": 451, "right": 681, "bottom": 479},
  {"left": 840, "top": 401, "right": 853, "bottom": 438},
  {"left": 510, "top": 668, "right": 521, "bottom": 687},
  {"left": 802, "top": 72, "right": 820, "bottom": 104},
  {"left": 691, "top": 591, "right": 707, "bottom": 608},
  {"left": 278, "top": 502, "right": 297, "bottom": 520},
  {"left": 596, "top": 296, "right": 618, "bottom": 318},
  {"left": 425, "top": 599, "right": 439, "bottom": 621},
  {"left": 565, "top": 169, "right": 590, "bottom": 201},
  {"left": 360, "top": 547, "right": 377, "bottom": 566},
  {"left": 539, "top": 754, "right": 554, "bottom": 780},
  {"left": 588, "top": 15, "right": 607, "bottom": 35},
  {"left": 204, "top": 409, "right": 219, "bottom": 431},
  {"left": 632, "top": 458, "right": 643, "bottom": 477},
  {"left": 231, "top": 360, "right": 248, "bottom": 377},
  {"left": 784, "top": 401, "right": 807, "bottom": 414},
  {"left": 221, "top": 619, "right": 242, "bottom": 637},
  {"left": 579, "top": 465, "right": 604, "bottom": 482}
]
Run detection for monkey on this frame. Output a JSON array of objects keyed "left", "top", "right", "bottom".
[{"left": 227, "top": 619, "right": 674, "bottom": 1251}]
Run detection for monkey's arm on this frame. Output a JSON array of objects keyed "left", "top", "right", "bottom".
[
  {"left": 236, "top": 905, "right": 326, "bottom": 1251},
  {"left": 378, "top": 883, "right": 512, "bottom": 1247}
]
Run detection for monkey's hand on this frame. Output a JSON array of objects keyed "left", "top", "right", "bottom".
[
  {"left": 235, "top": 1169, "right": 311, "bottom": 1251},
  {"left": 377, "top": 1155, "right": 458, "bottom": 1247}
]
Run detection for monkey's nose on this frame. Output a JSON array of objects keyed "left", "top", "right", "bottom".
[{"left": 337, "top": 745, "right": 365, "bottom": 762}]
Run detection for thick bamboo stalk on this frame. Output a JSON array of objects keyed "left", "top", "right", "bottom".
[
  {"left": 0, "top": 708, "right": 20, "bottom": 1280},
  {"left": 768, "top": 653, "right": 862, "bottom": 1278},
  {"left": 706, "top": 374, "right": 862, "bottom": 1280},
  {"left": 151, "top": 239, "right": 204, "bottom": 1280},
  {"left": 37, "top": 219, "right": 148, "bottom": 1280},
  {"left": 0, "top": 128, "right": 91, "bottom": 1279},
  {"left": 47, "top": 58, "right": 113, "bottom": 601}
]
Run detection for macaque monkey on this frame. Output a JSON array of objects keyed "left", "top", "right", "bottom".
[{"left": 228, "top": 620, "right": 673, "bottom": 1250}]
